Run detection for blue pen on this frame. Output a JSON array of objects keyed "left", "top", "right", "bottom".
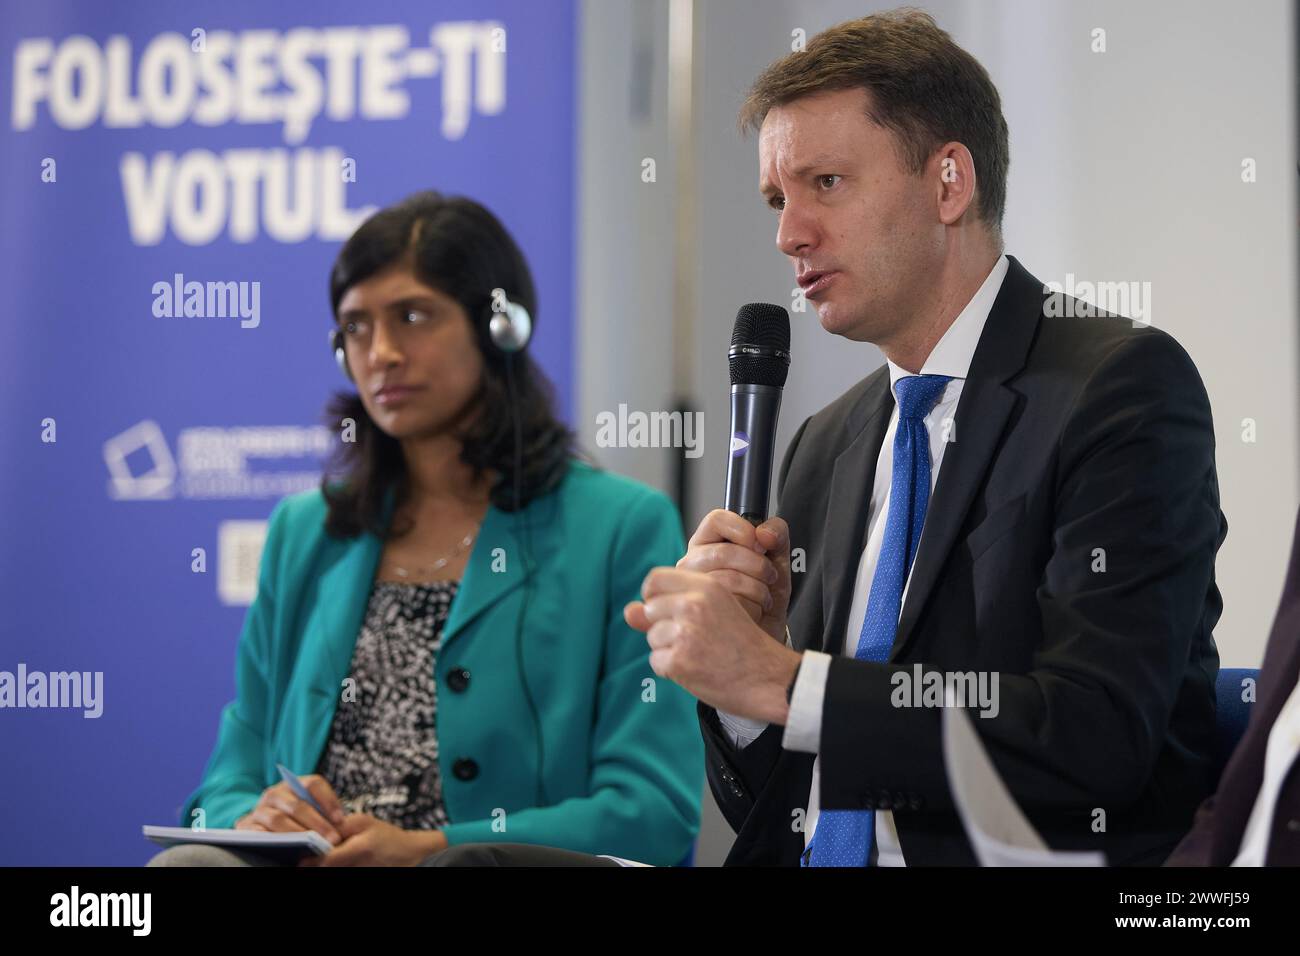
[{"left": 276, "top": 763, "right": 337, "bottom": 824}]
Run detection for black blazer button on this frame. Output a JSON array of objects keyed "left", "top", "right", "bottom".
[
  {"left": 1287, "top": 819, "right": 1300, "bottom": 832},
  {"left": 447, "top": 667, "right": 471, "bottom": 692},
  {"left": 452, "top": 758, "right": 479, "bottom": 781},
  {"left": 720, "top": 768, "right": 745, "bottom": 799}
]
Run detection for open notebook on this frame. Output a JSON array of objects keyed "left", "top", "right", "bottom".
[{"left": 143, "top": 825, "right": 331, "bottom": 862}]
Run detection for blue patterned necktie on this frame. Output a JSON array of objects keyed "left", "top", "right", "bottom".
[{"left": 804, "top": 373, "right": 953, "bottom": 867}]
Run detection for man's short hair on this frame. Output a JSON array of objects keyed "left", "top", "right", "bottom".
[{"left": 739, "top": 7, "right": 1010, "bottom": 235}]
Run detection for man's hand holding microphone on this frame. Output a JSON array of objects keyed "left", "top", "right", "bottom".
[
  {"left": 624, "top": 509, "right": 801, "bottom": 724},
  {"left": 624, "top": 303, "right": 803, "bottom": 724}
]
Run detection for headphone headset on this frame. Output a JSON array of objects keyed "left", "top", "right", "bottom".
[
  {"left": 327, "top": 283, "right": 548, "bottom": 806},
  {"left": 328, "top": 287, "right": 533, "bottom": 382}
]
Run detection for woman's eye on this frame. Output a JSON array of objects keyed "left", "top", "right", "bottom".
[
  {"left": 818, "top": 175, "right": 841, "bottom": 190},
  {"left": 404, "top": 310, "right": 431, "bottom": 325},
  {"left": 768, "top": 195, "right": 785, "bottom": 211},
  {"left": 343, "top": 321, "right": 363, "bottom": 336}
]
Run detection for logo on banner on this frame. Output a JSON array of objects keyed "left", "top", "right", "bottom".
[{"left": 103, "top": 420, "right": 330, "bottom": 500}]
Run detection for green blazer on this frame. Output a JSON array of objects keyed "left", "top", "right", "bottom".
[{"left": 180, "top": 460, "right": 702, "bottom": 865}]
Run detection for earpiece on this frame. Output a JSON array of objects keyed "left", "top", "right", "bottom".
[
  {"left": 329, "top": 288, "right": 532, "bottom": 383},
  {"left": 487, "top": 288, "right": 533, "bottom": 353},
  {"left": 330, "top": 327, "right": 352, "bottom": 381}
]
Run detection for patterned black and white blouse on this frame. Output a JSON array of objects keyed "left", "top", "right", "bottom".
[{"left": 315, "top": 580, "right": 457, "bottom": 830}]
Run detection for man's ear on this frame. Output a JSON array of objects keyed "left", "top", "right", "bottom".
[{"left": 933, "top": 141, "right": 978, "bottom": 226}]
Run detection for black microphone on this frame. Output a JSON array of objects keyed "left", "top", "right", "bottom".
[{"left": 723, "top": 303, "right": 791, "bottom": 524}]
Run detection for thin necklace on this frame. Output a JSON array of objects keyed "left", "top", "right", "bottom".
[{"left": 391, "top": 526, "right": 479, "bottom": 579}]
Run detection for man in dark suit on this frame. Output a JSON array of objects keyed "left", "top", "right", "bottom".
[
  {"left": 1166, "top": 508, "right": 1300, "bottom": 866},
  {"left": 626, "top": 10, "right": 1225, "bottom": 866}
]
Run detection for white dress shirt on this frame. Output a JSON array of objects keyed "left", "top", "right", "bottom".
[
  {"left": 717, "top": 255, "right": 1010, "bottom": 865},
  {"left": 1231, "top": 676, "right": 1300, "bottom": 865}
]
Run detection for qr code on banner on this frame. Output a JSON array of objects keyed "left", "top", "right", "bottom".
[{"left": 217, "top": 520, "right": 268, "bottom": 607}]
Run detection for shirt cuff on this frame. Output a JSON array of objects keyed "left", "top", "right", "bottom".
[
  {"left": 781, "top": 650, "right": 830, "bottom": 753},
  {"left": 716, "top": 709, "right": 768, "bottom": 750},
  {"left": 715, "top": 625, "right": 797, "bottom": 750}
]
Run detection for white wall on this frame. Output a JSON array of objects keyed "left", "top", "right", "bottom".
[{"left": 577, "top": 0, "right": 679, "bottom": 490}]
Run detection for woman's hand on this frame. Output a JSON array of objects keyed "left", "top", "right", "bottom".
[
  {"left": 233, "top": 775, "right": 347, "bottom": 846},
  {"left": 297, "top": 814, "right": 448, "bottom": 867}
]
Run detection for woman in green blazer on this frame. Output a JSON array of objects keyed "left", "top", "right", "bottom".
[{"left": 165, "top": 192, "right": 702, "bottom": 867}]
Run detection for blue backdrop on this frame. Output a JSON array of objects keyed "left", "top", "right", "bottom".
[{"left": 0, "top": 0, "right": 575, "bottom": 865}]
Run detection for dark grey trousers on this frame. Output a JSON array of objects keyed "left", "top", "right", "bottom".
[
  {"left": 421, "top": 843, "right": 624, "bottom": 867},
  {"left": 146, "top": 844, "right": 285, "bottom": 866}
]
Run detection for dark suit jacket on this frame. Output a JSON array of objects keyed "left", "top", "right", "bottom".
[
  {"left": 700, "top": 255, "right": 1226, "bottom": 866},
  {"left": 1166, "top": 509, "right": 1300, "bottom": 866}
]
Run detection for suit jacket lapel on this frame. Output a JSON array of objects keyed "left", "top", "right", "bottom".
[
  {"left": 279, "top": 492, "right": 392, "bottom": 771},
  {"left": 441, "top": 495, "right": 549, "bottom": 649},
  {"left": 312, "top": 486, "right": 398, "bottom": 681},
  {"left": 889, "top": 255, "right": 1042, "bottom": 661},
  {"left": 820, "top": 369, "right": 893, "bottom": 654}
]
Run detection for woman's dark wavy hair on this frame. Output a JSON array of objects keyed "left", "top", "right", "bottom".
[{"left": 320, "top": 191, "right": 575, "bottom": 540}]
